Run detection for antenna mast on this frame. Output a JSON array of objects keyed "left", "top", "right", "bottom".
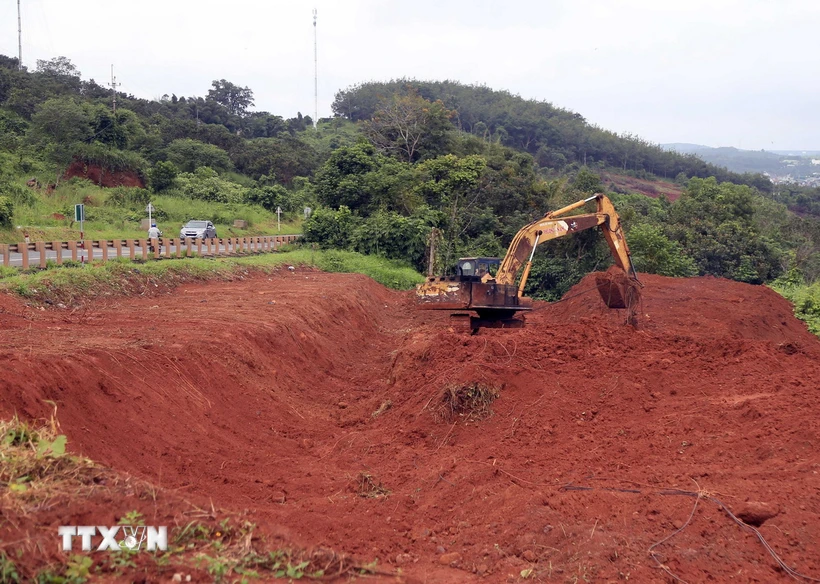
[
  {"left": 17, "top": 0, "right": 23, "bottom": 70},
  {"left": 313, "top": 8, "right": 318, "bottom": 128},
  {"left": 109, "top": 64, "right": 121, "bottom": 112}
]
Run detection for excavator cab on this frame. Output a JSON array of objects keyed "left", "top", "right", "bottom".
[{"left": 457, "top": 257, "right": 500, "bottom": 278}]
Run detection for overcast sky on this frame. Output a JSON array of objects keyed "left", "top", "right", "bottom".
[{"left": 2, "top": 0, "right": 818, "bottom": 151}]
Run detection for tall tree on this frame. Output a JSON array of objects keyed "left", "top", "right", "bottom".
[
  {"left": 29, "top": 96, "right": 92, "bottom": 145},
  {"left": 364, "top": 92, "right": 453, "bottom": 163},
  {"left": 313, "top": 142, "right": 414, "bottom": 212},
  {"left": 34, "top": 56, "right": 82, "bottom": 94},
  {"left": 207, "top": 79, "right": 254, "bottom": 117},
  {"left": 414, "top": 154, "right": 486, "bottom": 268},
  {"left": 35, "top": 56, "right": 80, "bottom": 78},
  {"left": 230, "top": 136, "right": 319, "bottom": 184}
]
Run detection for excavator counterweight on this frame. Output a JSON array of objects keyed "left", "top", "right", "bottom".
[{"left": 416, "top": 193, "right": 642, "bottom": 328}]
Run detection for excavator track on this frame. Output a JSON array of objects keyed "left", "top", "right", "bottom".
[{"left": 450, "top": 312, "right": 525, "bottom": 332}]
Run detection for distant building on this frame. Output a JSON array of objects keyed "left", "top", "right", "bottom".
[{"left": 812, "top": 159, "right": 820, "bottom": 165}]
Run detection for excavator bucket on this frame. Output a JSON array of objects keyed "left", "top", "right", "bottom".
[
  {"left": 595, "top": 267, "right": 641, "bottom": 310},
  {"left": 596, "top": 277, "right": 628, "bottom": 309}
]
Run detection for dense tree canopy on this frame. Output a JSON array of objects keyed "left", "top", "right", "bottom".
[
  {"left": 333, "top": 80, "right": 771, "bottom": 189},
  {"left": 165, "top": 138, "right": 233, "bottom": 174}
]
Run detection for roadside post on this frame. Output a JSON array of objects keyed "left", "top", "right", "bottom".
[
  {"left": 75, "top": 204, "right": 85, "bottom": 263},
  {"left": 276, "top": 206, "right": 281, "bottom": 232}
]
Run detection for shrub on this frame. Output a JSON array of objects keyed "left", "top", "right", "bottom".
[
  {"left": 104, "top": 186, "right": 151, "bottom": 208},
  {"left": 770, "top": 273, "right": 820, "bottom": 336},
  {"left": 149, "top": 161, "right": 178, "bottom": 192},
  {"left": 175, "top": 168, "right": 247, "bottom": 203},
  {"left": 627, "top": 223, "right": 697, "bottom": 277},
  {"left": 245, "top": 184, "right": 302, "bottom": 214},
  {"left": 302, "top": 206, "right": 360, "bottom": 249},
  {"left": 350, "top": 210, "right": 431, "bottom": 270},
  {"left": 0, "top": 196, "right": 12, "bottom": 227},
  {"left": 72, "top": 142, "right": 149, "bottom": 177},
  {"left": 165, "top": 139, "right": 232, "bottom": 174}
]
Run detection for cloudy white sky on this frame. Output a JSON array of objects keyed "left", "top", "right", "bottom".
[{"left": 2, "top": 0, "right": 818, "bottom": 150}]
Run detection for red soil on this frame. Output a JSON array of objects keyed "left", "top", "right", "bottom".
[
  {"left": 602, "top": 172, "right": 684, "bottom": 201},
  {"left": 2, "top": 270, "right": 819, "bottom": 582},
  {"left": 62, "top": 159, "right": 145, "bottom": 188}
]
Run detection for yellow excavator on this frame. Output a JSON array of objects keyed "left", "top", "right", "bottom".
[{"left": 415, "top": 193, "right": 642, "bottom": 328}]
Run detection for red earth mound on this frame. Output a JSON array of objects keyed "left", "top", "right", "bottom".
[
  {"left": 1, "top": 269, "right": 819, "bottom": 582},
  {"left": 62, "top": 158, "right": 145, "bottom": 188}
]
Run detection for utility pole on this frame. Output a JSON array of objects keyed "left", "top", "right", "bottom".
[
  {"left": 17, "top": 0, "right": 23, "bottom": 70},
  {"left": 313, "top": 8, "right": 318, "bottom": 129},
  {"left": 109, "top": 64, "right": 121, "bottom": 112}
]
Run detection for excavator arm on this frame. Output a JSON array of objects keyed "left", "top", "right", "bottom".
[{"left": 494, "top": 193, "right": 638, "bottom": 294}]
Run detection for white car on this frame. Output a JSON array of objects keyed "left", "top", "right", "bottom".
[{"left": 179, "top": 220, "right": 217, "bottom": 240}]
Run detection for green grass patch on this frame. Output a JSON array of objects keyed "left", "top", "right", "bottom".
[
  {"left": 236, "top": 249, "right": 425, "bottom": 290},
  {"left": 0, "top": 249, "right": 423, "bottom": 306},
  {"left": 0, "top": 551, "right": 20, "bottom": 583},
  {"left": 0, "top": 413, "right": 91, "bottom": 515},
  {"left": 770, "top": 278, "right": 820, "bottom": 336},
  {"left": 0, "top": 257, "right": 236, "bottom": 306}
]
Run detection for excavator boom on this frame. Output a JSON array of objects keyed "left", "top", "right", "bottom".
[
  {"left": 497, "top": 193, "right": 637, "bottom": 291},
  {"left": 416, "top": 193, "right": 641, "bottom": 327}
]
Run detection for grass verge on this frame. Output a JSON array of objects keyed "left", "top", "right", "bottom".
[
  {"left": 236, "top": 248, "right": 425, "bottom": 290},
  {"left": 0, "top": 249, "right": 424, "bottom": 306},
  {"left": 769, "top": 279, "right": 820, "bottom": 336}
]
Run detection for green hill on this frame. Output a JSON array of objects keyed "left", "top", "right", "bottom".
[
  {"left": 1, "top": 55, "right": 819, "bottom": 299},
  {"left": 333, "top": 80, "right": 772, "bottom": 188}
]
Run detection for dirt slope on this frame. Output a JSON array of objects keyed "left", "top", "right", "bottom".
[
  {"left": 62, "top": 159, "right": 145, "bottom": 188},
  {"left": 1, "top": 269, "right": 819, "bottom": 582},
  {"left": 601, "top": 172, "right": 684, "bottom": 201}
]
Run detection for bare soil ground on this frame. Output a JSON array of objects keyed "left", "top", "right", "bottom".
[
  {"left": 1, "top": 268, "right": 819, "bottom": 582},
  {"left": 601, "top": 172, "right": 684, "bottom": 201},
  {"left": 62, "top": 159, "right": 145, "bottom": 188}
]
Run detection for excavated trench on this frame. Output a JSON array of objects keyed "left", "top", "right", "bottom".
[{"left": 2, "top": 269, "right": 819, "bottom": 582}]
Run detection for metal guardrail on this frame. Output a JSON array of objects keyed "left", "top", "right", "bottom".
[{"left": 0, "top": 235, "right": 301, "bottom": 269}]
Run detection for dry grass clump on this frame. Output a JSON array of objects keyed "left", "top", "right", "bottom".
[
  {"left": 0, "top": 413, "right": 101, "bottom": 515},
  {"left": 355, "top": 472, "right": 390, "bottom": 498},
  {"left": 371, "top": 399, "right": 392, "bottom": 419},
  {"left": 436, "top": 381, "right": 500, "bottom": 423}
]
